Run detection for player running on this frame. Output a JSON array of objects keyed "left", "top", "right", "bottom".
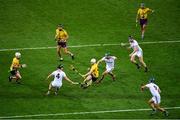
[
  {"left": 128, "top": 36, "right": 148, "bottom": 72},
  {"left": 141, "top": 77, "right": 168, "bottom": 116},
  {"left": 136, "top": 3, "right": 154, "bottom": 40},
  {"left": 81, "top": 58, "right": 99, "bottom": 89},
  {"left": 96, "top": 53, "right": 117, "bottom": 84},
  {"left": 46, "top": 64, "right": 78, "bottom": 95},
  {"left": 9, "top": 52, "right": 26, "bottom": 84},
  {"left": 55, "top": 24, "right": 74, "bottom": 61}
]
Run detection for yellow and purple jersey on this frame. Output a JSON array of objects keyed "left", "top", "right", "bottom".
[
  {"left": 10, "top": 57, "right": 20, "bottom": 70},
  {"left": 137, "top": 8, "right": 152, "bottom": 19},
  {"left": 55, "top": 28, "right": 68, "bottom": 42},
  {"left": 90, "top": 63, "right": 99, "bottom": 78}
]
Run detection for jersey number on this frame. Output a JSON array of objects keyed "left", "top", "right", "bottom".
[
  {"left": 153, "top": 85, "right": 157, "bottom": 90},
  {"left": 56, "top": 73, "right": 60, "bottom": 79}
]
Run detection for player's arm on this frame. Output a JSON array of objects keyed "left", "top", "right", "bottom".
[
  {"left": 64, "top": 76, "right": 78, "bottom": 84},
  {"left": 148, "top": 8, "right": 154, "bottom": 13},
  {"left": 136, "top": 9, "right": 140, "bottom": 23},
  {"left": 46, "top": 73, "right": 53, "bottom": 80},
  {"left": 113, "top": 56, "right": 117, "bottom": 60},
  {"left": 97, "top": 58, "right": 104, "bottom": 65},
  {"left": 129, "top": 46, "right": 138, "bottom": 57},
  {"left": 63, "top": 31, "right": 69, "bottom": 41},
  {"left": 158, "top": 88, "right": 161, "bottom": 93},
  {"left": 13, "top": 64, "right": 21, "bottom": 69},
  {"left": 141, "top": 84, "right": 148, "bottom": 91},
  {"left": 11, "top": 62, "right": 25, "bottom": 70},
  {"left": 127, "top": 46, "right": 131, "bottom": 50},
  {"left": 55, "top": 29, "right": 59, "bottom": 40},
  {"left": 83, "top": 68, "right": 93, "bottom": 78},
  {"left": 20, "top": 63, "right": 27, "bottom": 68}
]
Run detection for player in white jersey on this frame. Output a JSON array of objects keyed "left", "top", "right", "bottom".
[
  {"left": 128, "top": 36, "right": 148, "bottom": 72},
  {"left": 96, "top": 53, "right": 117, "bottom": 83},
  {"left": 46, "top": 64, "right": 78, "bottom": 95},
  {"left": 141, "top": 77, "right": 168, "bottom": 116}
]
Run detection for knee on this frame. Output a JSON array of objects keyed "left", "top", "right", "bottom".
[
  {"left": 130, "top": 58, "right": 134, "bottom": 62},
  {"left": 64, "top": 49, "right": 68, "bottom": 53},
  {"left": 64, "top": 50, "right": 68, "bottom": 54},
  {"left": 57, "top": 48, "right": 60, "bottom": 52}
]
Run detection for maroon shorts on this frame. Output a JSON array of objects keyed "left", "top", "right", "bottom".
[
  {"left": 57, "top": 41, "right": 67, "bottom": 48},
  {"left": 91, "top": 74, "right": 98, "bottom": 82},
  {"left": 140, "top": 19, "right": 147, "bottom": 27}
]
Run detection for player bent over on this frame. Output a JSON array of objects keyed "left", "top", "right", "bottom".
[
  {"left": 55, "top": 24, "right": 74, "bottom": 61},
  {"left": 46, "top": 64, "right": 78, "bottom": 95},
  {"left": 81, "top": 58, "right": 99, "bottom": 89},
  {"left": 128, "top": 36, "right": 148, "bottom": 72},
  {"left": 9, "top": 52, "right": 26, "bottom": 84},
  {"left": 96, "top": 53, "right": 117, "bottom": 84},
  {"left": 141, "top": 77, "right": 168, "bottom": 116}
]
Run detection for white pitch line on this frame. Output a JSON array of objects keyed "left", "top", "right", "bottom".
[
  {"left": 0, "top": 40, "right": 180, "bottom": 52},
  {"left": 0, "top": 106, "right": 179, "bottom": 119}
]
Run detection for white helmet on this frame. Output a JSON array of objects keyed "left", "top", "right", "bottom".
[
  {"left": 15, "top": 52, "right": 21, "bottom": 58},
  {"left": 90, "top": 58, "right": 96, "bottom": 64}
]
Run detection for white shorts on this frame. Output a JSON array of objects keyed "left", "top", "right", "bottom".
[
  {"left": 151, "top": 95, "right": 161, "bottom": 104},
  {"left": 132, "top": 50, "right": 143, "bottom": 57},
  {"left": 51, "top": 81, "right": 62, "bottom": 88},
  {"left": 106, "top": 67, "right": 114, "bottom": 73}
]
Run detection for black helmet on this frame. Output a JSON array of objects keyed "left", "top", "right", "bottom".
[
  {"left": 58, "top": 24, "right": 64, "bottom": 28},
  {"left": 57, "top": 64, "right": 63, "bottom": 69},
  {"left": 149, "top": 77, "right": 155, "bottom": 83}
]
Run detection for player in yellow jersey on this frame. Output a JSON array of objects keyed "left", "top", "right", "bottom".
[
  {"left": 136, "top": 3, "right": 154, "bottom": 40},
  {"left": 81, "top": 58, "right": 99, "bottom": 89},
  {"left": 9, "top": 52, "right": 26, "bottom": 84},
  {"left": 55, "top": 24, "right": 74, "bottom": 61}
]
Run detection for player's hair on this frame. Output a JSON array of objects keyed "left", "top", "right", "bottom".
[
  {"left": 57, "top": 64, "right": 63, "bottom": 69},
  {"left": 58, "top": 24, "right": 64, "bottom": 28},
  {"left": 149, "top": 77, "right": 155, "bottom": 83},
  {"left": 128, "top": 35, "right": 133, "bottom": 39},
  {"left": 105, "top": 52, "right": 111, "bottom": 57}
]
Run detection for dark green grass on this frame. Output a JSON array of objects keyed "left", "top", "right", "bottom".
[{"left": 0, "top": 0, "right": 180, "bottom": 119}]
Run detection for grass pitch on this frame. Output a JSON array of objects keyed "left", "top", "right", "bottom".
[{"left": 0, "top": 0, "right": 180, "bottom": 119}]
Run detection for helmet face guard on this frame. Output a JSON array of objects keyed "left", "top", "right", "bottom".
[
  {"left": 105, "top": 53, "right": 110, "bottom": 57},
  {"left": 128, "top": 36, "right": 133, "bottom": 42},
  {"left": 90, "top": 58, "right": 96, "bottom": 64},
  {"left": 149, "top": 77, "right": 155, "bottom": 83},
  {"left": 15, "top": 52, "right": 21, "bottom": 58},
  {"left": 57, "top": 64, "right": 63, "bottom": 69},
  {"left": 58, "top": 24, "right": 64, "bottom": 28},
  {"left": 140, "top": 3, "right": 145, "bottom": 8}
]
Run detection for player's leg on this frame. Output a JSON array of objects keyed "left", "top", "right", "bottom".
[
  {"left": 57, "top": 45, "right": 63, "bottom": 61},
  {"left": 64, "top": 48, "right": 74, "bottom": 59},
  {"left": 62, "top": 42, "right": 74, "bottom": 60},
  {"left": 15, "top": 71, "right": 22, "bottom": 84},
  {"left": 54, "top": 83, "right": 62, "bottom": 95},
  {"left": 46, "top": 82, "right": 53, "bottom": 95},
  {"left": 138, "top": 56, "right": 148, "bottom": 72},
  {"left": 9, "top": 70, "right": 16, "bottom": 82},
  {"left": 154, "top": 104, "right": 168, "bottom": 116},
  {"left": 154, "top": 96, "right": 168, "bottom": 116},
  {"left": 54, "top": 87, "right": 59, "bottom": 95},
  {"left": 148, "top": 99, "right": 157, "bottom": 115},
  {"left": 108, "top": 72, "right": 116, "bottom": 81},
  {"left": 130, "top": 54, "right": 140, "bottom": 69},
  {"left": 140, "top": 19, "right": 147, "bottom": 40},
  {"left": 82, "top": 75, "right": 93, "bottom": 88},
  {"left": 97, "top": 70, "right": 108, "bottom": 83},
  {"left": 141, "top": 24, "right": 146, "bottom": 40}
]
